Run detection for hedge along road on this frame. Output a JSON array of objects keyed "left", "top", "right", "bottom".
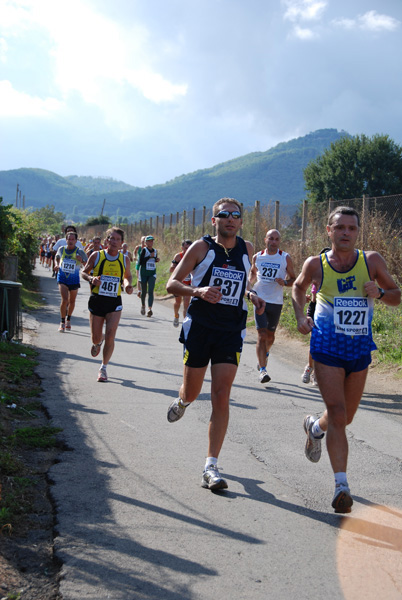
[{"left": 33, "top": 267, "right": 402, "bottom": 600}]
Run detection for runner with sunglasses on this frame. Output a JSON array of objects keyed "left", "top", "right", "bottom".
[{"left": 166, "top": 198, "right": 265, "bottom": 490}]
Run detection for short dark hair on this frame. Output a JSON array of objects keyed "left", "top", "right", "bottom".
[
  {"left": 64, "top": 225, "right": 77, "bottom": 234},
  {"left": 182, "top": 239, "right": 192, "bottom": 246},
  {"left": 66, "top": 231, "right": 78, "bottom": 240},
  {"left": 328, "top": 206, "right": 360, "bottom": 227},
  {"left": 212, "top": 197, "right": 242, "bottom": 217},
  {"left": 106, "top": 227, "right": 124, "bottom": 242}
]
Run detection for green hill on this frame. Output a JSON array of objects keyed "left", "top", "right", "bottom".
[{"left": 0, "top": 128, "right": 348, "bottom": 221}]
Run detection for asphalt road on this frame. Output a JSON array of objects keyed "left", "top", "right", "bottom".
[{"left": 32, "top": 267, "right": 402, "bottom": 600}]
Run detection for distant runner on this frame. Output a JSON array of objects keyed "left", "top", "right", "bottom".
[
  {"left": 169, "top": 239, "right": 193, "bottom": 327},
  {"left": 55, "top": 232, "right": 87, "bottom": 332},
  {"left": 81, "top": 227, "right": 134, "bottom": 382}
]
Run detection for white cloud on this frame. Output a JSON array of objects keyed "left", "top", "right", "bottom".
[
  {"left": 292, "top": 25, "right": 317, "bottom": 40},
  {"left": 359, "top": 10, "right": 400, "bottom": 32},
  {"left": 124, "top": 70, "right": 187, "bottom": 104},
  {"left": 333, "top": 10, "right": 400, "bottom": 32},
  {"left": 0, "top": 80, "right": 63, "bottom": 117},
  {"left": 0, "top": 0, "right": 188, "bottom": 127},
  {"left": 283, "top": 0, "right": 327, "bottom": 22}
]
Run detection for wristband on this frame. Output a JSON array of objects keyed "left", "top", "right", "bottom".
[
  {"left": 247, "top": 290, "right": 257, "bottom": 301},
  {"left": 377, "top": 287, "right": 385, "bottom": 300}
]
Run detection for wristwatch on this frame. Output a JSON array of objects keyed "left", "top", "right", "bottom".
[{"left": 377, "top": 287, "right": 385, "bottom": 300}]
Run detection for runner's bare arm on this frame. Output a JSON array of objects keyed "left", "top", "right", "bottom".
[
  {"left": 169, "top": 252, "right": 181, "bottom": 274},
  {"left": 81, "top": 253, "right": 99, "bottom": 285},
  {"left": 167, "top": 239, "right": 224, "bottom": 304},
  {"left": 365, "top": 252, "right": 401, "bottom": 306},
  {"left": 123, "top": 260, "right": 133, "bottom": 294},
  {"left": 275, "top": 254, "right": 296, "bottom": 287},
  {"left": 292, "top": 256, "right": 319, "bottom": 334},
  {"left": 248, "top": 253, "right": 258, "bottom": 286},
  {"left": 244, "top": 242, "right": 265, "bottom": 315}
]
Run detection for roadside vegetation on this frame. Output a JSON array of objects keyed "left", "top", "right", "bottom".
[
  {"left": 0, "top": 341, "right": 62, "bottom": 533},
  {"left": 145, "top": 206, "right": 402, "bottom": 370}
]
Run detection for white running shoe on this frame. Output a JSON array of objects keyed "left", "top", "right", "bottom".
[
  {"left": 97, "top": 366, "right": 108, "bottom": 382},
  {"left": 259, "top": 369, "right": 271, "bottom": 384},
  {"left": 201, "top": 465, "right": 228, "bottom": 490},
  {"left": 332, "top": 483, "right": 353, "bottom": 513},
  {"left": 167, "top": 398, "right": 187, "bottom": 422},
  {"left": 303, "top": 415, "right": 324, "bottom": 463},
  {"left": 301, "top": 365, "right": 313, "bottom": 383},
  {"left": 311, "top": 372, "right": 319, "bottom": 387},
  {"left": 173, "top": 316, "right": 179, "bottom": 327}
]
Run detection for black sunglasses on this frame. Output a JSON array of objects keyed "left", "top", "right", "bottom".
[{"left": 214, "top": 210, "right": 242, "bottom": 219}]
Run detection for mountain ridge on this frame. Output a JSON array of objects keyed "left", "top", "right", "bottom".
[{"left": 0, "top": 128, "right": 349, "bottom": 221}]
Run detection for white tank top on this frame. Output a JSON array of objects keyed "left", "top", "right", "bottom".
[{"left": 253, "top": 249, "right": 288, "bottom": 305}]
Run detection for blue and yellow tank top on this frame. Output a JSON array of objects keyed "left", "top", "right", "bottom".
[
  {"left": 92, "top": 250, "right": 125, "bottom": 298},
  {"left": 57, "top": 247, "right": 80, "bottom": 285},
  {"left": 310, "top": 249, "right": 376, "bottom": 359}
]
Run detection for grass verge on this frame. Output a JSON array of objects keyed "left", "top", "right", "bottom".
[{"left": 0, "top": 340, "right": 62, "bottom": 532}]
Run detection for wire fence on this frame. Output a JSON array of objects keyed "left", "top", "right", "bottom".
[{"left": 80, "top": 193, "right": 402, "bottom": 253}]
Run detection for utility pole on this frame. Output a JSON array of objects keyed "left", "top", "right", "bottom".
[{"left": 15, "top": 184, "right": 19, "bottom": 208}]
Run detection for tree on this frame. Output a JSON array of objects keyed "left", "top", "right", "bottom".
[
  {"left": 304, "top": 134, "right": 402, "bottom": 203},
  {"left": 30, "top": 204, "right": 65, "bottom": 235},
  {"left": 85, "top": 215, "right": 110, "bottom": 226}
]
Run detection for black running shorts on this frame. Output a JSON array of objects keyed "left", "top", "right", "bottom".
[{"left": 179, "top": 318, "right": 243, "bottom": 368}]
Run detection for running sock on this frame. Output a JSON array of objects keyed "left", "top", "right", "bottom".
[
  {"left": 312, "top": 419, "right": 325, "bottom": 438},
  {"left": 101, "top": 363, "right": 107, "bottom": 370},
  {"left": 334, "top": 472, "right": 348, "bottom": 487},
  {"left": 67, "top": 315, "right": 71, "bottom": 321},
  {"left": 61, "top": 317, "right": 66, "bottom": 324},
  {"left": 205, "top": 457, "right": 218, "bottom": 469},
  {"left": 178, "top": 397, "right": 191, "bottom": 408}
]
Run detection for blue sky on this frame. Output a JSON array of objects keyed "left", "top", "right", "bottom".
[{"left": 0, "top": 0, "right": 401, "bottom": 187}]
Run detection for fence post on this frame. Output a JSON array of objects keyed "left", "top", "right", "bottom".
[
  {"left": 301, "top": 200, "right": 308, "bottom": 259},
  {"left": 275, "top": 200, "right": 280, "bottom": 230},
  {"left": 192, "top": 208, "right": 196, "bottom": 236},
  {"left": 329, "top": 197, "right": 336, "bottom": 214},
  {"left": 362, "top": 194, "right": 369, "bottom": 248},
  {"left": 202, "top": 206, "right": 206, "bottom": 236},
  {"left": 169, "top": 214, "right": 173, "bottom": 229},
  {"left": 162, "top": 215, "right": 165, "bottom": 242},
  {"left": 150, "top": 217, "right": 153, "bottom": 233},
  {"left": 183, "top": 210, "right": 187, "bottom": 239},
  {"left": 156, "top": 216, "right": 159, "bottom": 237},
  {"left": 254, "top": 200, "right": 260, "bottom": 249}
]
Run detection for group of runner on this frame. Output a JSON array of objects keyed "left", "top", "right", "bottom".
[
  {"left": 166, "top": 198, "right": 400, "bottom": 514},
  {"left": 45, "top": 198, "right": 400, "bottom": 514}
]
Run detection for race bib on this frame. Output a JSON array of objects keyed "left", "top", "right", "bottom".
[
  {"left": 333, "top": 297, "right": 369, "bottom": 336},
  {"left": 209, "top": 267, "right": 244, "bottom": 306},
  {"left": 259, "top": 261, "right": 280, "bottom": 282},
  {"left": 98, "top": 275, "right": 120, "bottom": 297},
  {"left": 61, "top": 259, "right": 76, "bottom": 275},
  {"left": 147, "top": 258, "right": 156, "bottom": 270}
]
